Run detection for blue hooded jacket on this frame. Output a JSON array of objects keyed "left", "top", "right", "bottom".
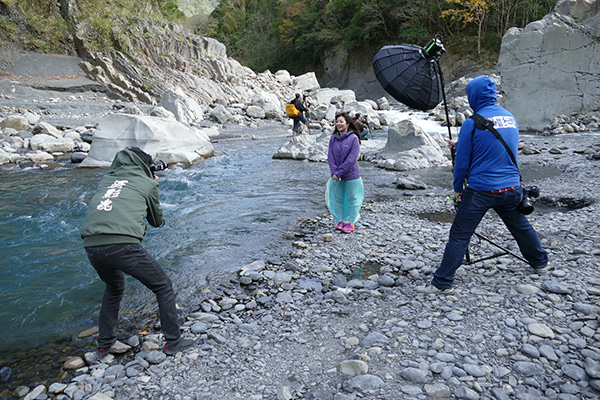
[{"left": 453, "top": 76, "right": 521, "bottom": 193}]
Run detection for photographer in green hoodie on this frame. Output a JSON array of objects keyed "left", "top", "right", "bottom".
[{"left": 81, "top": 147, "right": 193, "bottom": 356}]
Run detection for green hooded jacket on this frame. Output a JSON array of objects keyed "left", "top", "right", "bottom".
[{"left": 81, "top": 149, "right": 165, "bottom": 247}]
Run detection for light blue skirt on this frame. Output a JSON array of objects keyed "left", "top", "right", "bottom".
[{"left": 325, "top": 177, "right": 364, "bottom": 224}]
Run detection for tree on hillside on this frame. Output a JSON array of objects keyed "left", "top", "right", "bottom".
[{"left": 441, "top": 0, "right": 493, "bottom": 57}]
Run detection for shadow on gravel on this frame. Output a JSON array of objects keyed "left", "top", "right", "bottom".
[{"left": 417, "top": 196, "right": 595, "bottom": 224}]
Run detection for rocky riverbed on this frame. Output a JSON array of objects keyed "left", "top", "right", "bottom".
[
  {"left": 3, "top": 49, "right": 600, "bottom": 400},
  {"left": 3, "top": 130, "right": 600, "bottom": 400}
]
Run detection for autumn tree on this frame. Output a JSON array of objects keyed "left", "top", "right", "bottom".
[{"left": 441, "top": 0, "right": 493, "bottom": 57}]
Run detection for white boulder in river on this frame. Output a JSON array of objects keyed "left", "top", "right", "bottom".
[
  {"left": 373, "top": 120, "right": 449, "bottom": 171},
  {"left": 79, "top": 114, "right": 215, "bottom": 167}
]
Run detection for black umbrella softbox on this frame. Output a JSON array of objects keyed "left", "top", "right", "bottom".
[{"left": 372, "top": 41, "right": 444, "bottom": 111}]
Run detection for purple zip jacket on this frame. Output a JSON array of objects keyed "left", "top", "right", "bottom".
[{"left": 328, "top": 130, "right": 360, "bottom": 180}]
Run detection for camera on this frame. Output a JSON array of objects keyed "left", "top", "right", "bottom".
[
  {"left": 518, "top": 185, "right": 540, "bottom": 215},
  {"left": 150, "top": 160, "right": 168, "bottom": 173}
]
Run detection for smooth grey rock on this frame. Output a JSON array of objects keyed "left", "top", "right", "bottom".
[
  {"left": 585, "top": 357, "right": 600, "bottom": 379},
  {"left": 424, "top": 383, "right": 451, "bottom": 398},
  {"left": 539, "top": 344, "right": 559, "bottom": 361},
  {"left": 342, "top": 374, "right": 384, "bottom": 394},
  {"left": 399, "top": 367, "right": 432, "bottom": 383},
  {"left": 513, "top": 361, "right": 545, "bottom": 376},
  {"left": 340, "top": 360, "right": 369, "bottom": 377},
  {"left": 146, "top": 351, "right": 167, "bottom": 364},
  {"left": 521, "top": 344, "right": 541, "bottom": 358},
  {"left": 454, "top": 385, "right": 479, "bottom": 400},
  {"left": 360, "top": 332, "right": 389, "bottom": 348},
  {"left": 463, "top": 364, "right": 486, "bottom": 377},
  {"left": 562, "top": 364, "right": 588, "bottom": 381},
  {"left": 542, "top": 281, "right": 574, "bottom": 295},
  {"left": 191, "top": 321, "right": 208, "bottom": 334}
]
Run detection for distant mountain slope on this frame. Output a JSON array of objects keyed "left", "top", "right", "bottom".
[{"left": 177, "top": 0, "right": 219, "bottom": 16}]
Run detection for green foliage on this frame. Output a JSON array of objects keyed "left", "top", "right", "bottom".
[
  {"left": 177, "top": 0, "right": 220, "bottom": 16},
  {"left": 7, "top": 0, "right": 186, "bottom": 54},
  {"left": 0, "top": 16, "right": 16, "bottom": 34},
  {"left": 206, "top": 0, "right": 557, "bottom": 74},
  {"left": 9, "top": 0, "right": 71, "bottom": 53},
  {"left": 158, "top": 0, "right": 185, "bottom": 21}
]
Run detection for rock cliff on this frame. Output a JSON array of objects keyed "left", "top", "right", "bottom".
[{"left": 498, "top": 0, "right": 600, "bottom": 131}]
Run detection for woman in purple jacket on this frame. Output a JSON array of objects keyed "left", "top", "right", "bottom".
[{"left": 326, "top": 112, "right": 364, "bottom": 233}]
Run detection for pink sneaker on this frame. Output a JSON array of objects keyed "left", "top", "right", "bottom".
[
  {"left": 342, "top": 223, "right": 355, "bottom": 233},
  {"left": 335, "top": 222, "right": 345, "bottom": 230}
]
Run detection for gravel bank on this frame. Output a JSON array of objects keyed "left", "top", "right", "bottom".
[{"left": 9, "top": 132, "right": 599, "bottom": 400}]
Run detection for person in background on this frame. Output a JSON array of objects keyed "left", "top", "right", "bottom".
[
  {"left": 290, "top": 93, "right": 309, "bottom": 136},
  {"left": 326, "top": 112, "right": 364, "bottom": 233},
  {"left": 422, "top": 76, "right": 549, "bottom": 295},
  {"left": 81, "top": 147, "right": 194, "bottom": 357},
  {"left": 354, "top": 113, "right": 369, "bottom": 140}
]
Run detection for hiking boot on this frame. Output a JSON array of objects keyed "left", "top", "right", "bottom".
[
  {"left": 532, "top": 264, "right": 553, "bottom": 274},
  {"left": 335, "top": 222, "right": 345, "bottom": 230},
  {"left": 164, "top": 338, "right": 195, "bottom": 356},
  {"left": 417, "top": 285, "right": 455, "bottom": 295},
  {"left": 342, "top": 223, "right": 355, "bottom": 233}
]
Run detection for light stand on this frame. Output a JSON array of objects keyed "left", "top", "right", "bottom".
[{"left": 427, "top": 36, "right": 527, "bottom": 265}]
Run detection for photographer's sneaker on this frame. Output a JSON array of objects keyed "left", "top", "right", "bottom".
[
  {"left": 164, "top": 338, "right": 195, "bottom": 356},
  {"left": 417, "top": 285, "right": 455, "bottom": 295},
  {"left": 532, "top": 265, "right": 553, "bottom": 274},
  {"left": 335, "top": 222, "right": 345, "bottom": 230}
]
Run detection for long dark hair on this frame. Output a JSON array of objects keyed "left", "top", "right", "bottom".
[{"left": 333, "top": 112, "right": 361, "bottom": 143}]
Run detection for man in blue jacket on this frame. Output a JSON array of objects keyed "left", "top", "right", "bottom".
[
  {"left": 426, "top": 76, "right": 548, "bottom": 294},
  {"left": 81, "top": 147, "right": 194, "bottom": 356}
]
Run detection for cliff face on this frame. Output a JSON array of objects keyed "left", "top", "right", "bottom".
[
  {"left": 0, "top": 0, "right": 292, "bottom": 107},
  {"left": 319, "top": 47, "right": 388, "bottom": 102},
  {"left": 498, "top": 0, "right": 600, "bottom": 130}
]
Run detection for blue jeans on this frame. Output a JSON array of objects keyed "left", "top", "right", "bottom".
[
  {"left": 86, "top": 243, "right": 181, "bottom": 349},
  {"left": 432, "top": 186, "right": 548, "bottom": 289}
]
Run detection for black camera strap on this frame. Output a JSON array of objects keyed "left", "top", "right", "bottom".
[{"left": 470, "top": 113, "right": 522, "bottom": 182}]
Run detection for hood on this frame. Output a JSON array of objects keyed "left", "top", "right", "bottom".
[
  {"left": 334, "top": 130, "right": 356, "bottom": 140},
  {"left": 107, "top": 149, "right": 154, "bottom": 179},
  {"left": 467, "top": 76, "right": 497, "bottom": 113}
]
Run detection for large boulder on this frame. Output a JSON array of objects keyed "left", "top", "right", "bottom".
[
  {"left": 498, "top": 0, "right": 600, "bottom": 130},
  {"left": 294, "top": 72, "right": 321, "bottom": 92},
  {"left": 79, "top": 113, "right": 214, "bottom": 167},
  {"left": 157, "top": 87, "right": 204, "bottom": 125},
  {"left": 251, "top": 92, "right": 282, "bottom": 119},
  {"left": 30, "top": 134, "right": 75, "bottom": 153},
  {"left": 373, "top": 120, "right": 449, "bottom": 171},
  {"left": 273, "top": 133, "right": 329, "bottom": 162},
  {"left": 312, "top": 88, "right": 356, "bottom": 106}
]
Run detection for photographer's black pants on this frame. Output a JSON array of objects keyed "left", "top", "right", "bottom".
[
  {"left": 86, "top": 243, "right": 181, "bottom": 350},
  {"left": 432, "top": 186, "right": 548, "bottom": 289}
]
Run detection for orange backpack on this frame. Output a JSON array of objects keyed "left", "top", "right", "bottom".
[{"left": 286, "top": 103, "right": 300, "bottom": 117}]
